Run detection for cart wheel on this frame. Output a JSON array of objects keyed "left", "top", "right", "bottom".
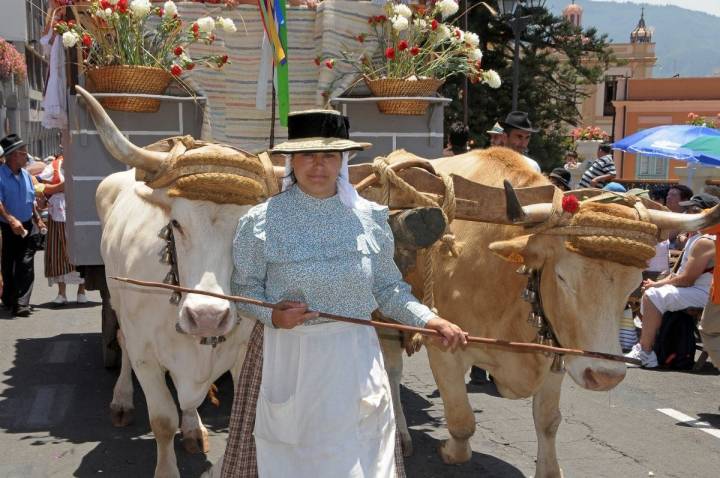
[{"left": 101, "top": 290, "right": 121, "bottom": 369}]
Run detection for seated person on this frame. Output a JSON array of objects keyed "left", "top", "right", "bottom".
[{"left": 625, "top": 193, "right": 718, "bottom": 368}]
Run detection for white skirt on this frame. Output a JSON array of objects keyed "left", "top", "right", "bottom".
[{"left": 254, "top": 321, "right": 396, "bottom": 478}]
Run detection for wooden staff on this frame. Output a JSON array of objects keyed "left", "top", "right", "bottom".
[{"left": 110, "top": 277, "right": 641, "bottom": 366}]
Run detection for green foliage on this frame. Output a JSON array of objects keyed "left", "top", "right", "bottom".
[{"left": 443, "top": 2, "right": 616, "bottom": 171}]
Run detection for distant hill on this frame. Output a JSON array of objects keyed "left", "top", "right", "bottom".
[{"left": 548, "top": 1, "right": 720, "bottom": 78}]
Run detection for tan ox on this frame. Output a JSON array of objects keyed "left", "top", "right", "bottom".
[{"left": 384, "top": 147, "right": 720, "bottom": 477}]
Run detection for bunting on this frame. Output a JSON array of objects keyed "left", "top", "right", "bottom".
[{"left": 257, "top": 0, "right": 290, "bottom": 126}]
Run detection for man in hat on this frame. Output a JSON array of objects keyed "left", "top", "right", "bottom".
[
  {"left": 502, "top": 111, "right": 541, "bottom": 172},
  {"left": 0, "top": 134, "right": 42, "bottom": 317},
  {"left": 548, "top": 167, "right": 571, "bottom": 191},
  {"left": 626, "top": 193, "right": 718, "bottom": 368},
  {"left": 486, "top": 122, "right": 506, "bottom": 147}
]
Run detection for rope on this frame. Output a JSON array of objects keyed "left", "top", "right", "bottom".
[{"left": 371, "top": 157, "right": 461, "bottom": 312}]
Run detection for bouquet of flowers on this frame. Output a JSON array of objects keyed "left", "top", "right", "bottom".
[
  {"left": 54, "top": 0, "right": 236, "bottom": 77},
  {"left": 687, "top": 112, "right": 719, "bottom": 129},
  {"left": 0, "top": 37, "right": 27, "bottom": 83},
  {"left": 570, "top": 125, "right": 609, "bottom": 141},
  {"left": 324, "top": 0, "right": 500, "bottom": 87}
]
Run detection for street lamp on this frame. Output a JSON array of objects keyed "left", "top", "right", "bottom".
[{"left": 496, "top": 0, "right": 535, "bottom": 111}]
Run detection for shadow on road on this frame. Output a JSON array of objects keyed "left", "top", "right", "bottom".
[
  {"left": 0, "top": 332, "right": 235, "bottom": 477},
  {"left": 400, "top": 385, "right": 525, "bottom": 477}
]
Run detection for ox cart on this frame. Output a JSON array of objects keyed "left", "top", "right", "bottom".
[{"left": 64, "top": 92, "right": 206, "bottom": 367}]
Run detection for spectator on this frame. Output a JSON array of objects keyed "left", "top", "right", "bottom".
[
  {"left": 501, "top": 111, "right": 541, "bottom": 172},
  {"left": 486, "top": 122, "right": 507, "bottom": 147},
  {"left": 37, "top": 153, "right": 87, "bottom": 305},
  {"left": 626, "top": 193, "right": 718, "bottom": 368},
  {"left": 579, "top": 143, "right": 616, "bottom": 188},
  {"left": 444, "top": 121, "right": 470, "bottom": 156},
  {"left": 665, "top": 184, "right": 693, "bottom": 213},
  {"left": 563, "top": 150, "right": 579, "bottom": 168},
  {"left": 700, "top": 217, "right": 720, "bottom": 368},
  {"left": 649, "top": 184, "right": 669, "bottom": 205},
  {"left": 603, "top": 182, "right": 626, "bottom": 193},
  {"left": 548, "top": 168, "right": 571, "bottom": 191},
  {"left": 0, "top": 134, "right": 44, "bottom": 317}
]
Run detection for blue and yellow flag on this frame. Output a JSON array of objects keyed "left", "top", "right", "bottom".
[{"left": 257, "top": 0, "right": 290, "bottom": 126}]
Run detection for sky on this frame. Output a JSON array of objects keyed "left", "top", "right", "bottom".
[{"left": 587, "top": 0, "right": 720, "bottom": 17}]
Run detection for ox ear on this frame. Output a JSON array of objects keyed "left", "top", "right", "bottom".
[{"left": 489, "top": 235, "right": 532, "bottom": 264}]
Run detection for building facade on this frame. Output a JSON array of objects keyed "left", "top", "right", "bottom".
[
  {"left": 563, "top": 2, "right": 657, "bottom": 138},
  {"left": 0, "top": 0, "right": 61, "bottom": 159}
]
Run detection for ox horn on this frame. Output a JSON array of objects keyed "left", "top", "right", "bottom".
[
  {"left": 503, "top": 181, "right": 554, "bottom": 225},
  {"left": 75, "top": 86, "right": 168, "bottom": 172},
  {"left": 647, "top": 204, "right": 720, "bottom": 234}
]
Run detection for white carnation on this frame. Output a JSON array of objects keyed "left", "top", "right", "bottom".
[
  {"left": 196, "top": 16, "right": 216, "bottom": 33},
  {"left": 470, "top": 48, "right": 483, "bottom": 62},
  {"left": 129, "top": 0, "right": 152, "bottom": 17},
  {"left": 393, "top": 4, "right": 413, "bottom": 19},
  {"left": 451, "top": 29, "right": 464, "bottom": 43},
  {"left": 437, "top": 0, "right": 459, "bottom": 20},
  {"left": 465, "top": 32, "right": 480, "bottom": 48},
  {"left": 391, "top": 15, "right": 409, "bottom": 32},
  {"left": 483, "top": 69, "right": 501, "bottom": 89},
  {"left": 437, "top": 25, "right": 451, "bottom": 40},
  {"left": 216, "top": 17, "right": 237, "bottom": 33},
  {"left": 62, "top": 31, "right": 80, "bottom": 48},
  {"left": 163, "top": 1, "right": 178, "bottom": 18},
  {"left": 414, "top": 19, "right": 427, "bottom": 29},
  {"left": 95, "top": 7, "right": 109, "bottom": 19}
]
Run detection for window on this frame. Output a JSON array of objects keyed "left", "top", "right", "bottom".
[
  {"left": 636, "top": 154, "right": 668, "bottom": 179},
  {"left": 603, "top": 76, "right": 620, "bottom": 117}
]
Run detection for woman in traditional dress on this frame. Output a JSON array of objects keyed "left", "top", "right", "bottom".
[
  {"left": 38, "top": 153, "right": 87, "bottom": 305},
  {"left": 227, "top": 109, "right": 466, "bottom": 477}
]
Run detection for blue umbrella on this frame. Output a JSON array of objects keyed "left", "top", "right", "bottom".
[{"left": 612, "top": 125, "right": 720, "bottom": 164}]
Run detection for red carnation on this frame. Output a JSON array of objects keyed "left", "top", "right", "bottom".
[
  {"left": 431, "top": 19, "right": 438, "bottom": 31},
  {"left": 561, "top": 195, "right": 580, "bottom": 214},
  {"left": 81, "top": 33, "right": 92, "bottom": 47},
  {"left": 385, "top": 47, "right": 395, "bottom": 60},
  {"left": 185, "top": 62, "right": 195, "bottom": 71},
  {"left": 157, "top": 7, "right": 164, "bottom": 17},
  {"left": 99, "top": 0, "right": 110, "bottom": 10},
  {"left": 378, "top": 15, "right": 387, "bottom": 22},
  {"left": 410, "top": 46, "right": 420, "bottom": 56},
  {"left": 192, "top": 23, "right": 199, "bottom": 34},
  {"left": 368, "top": 16, "right": 374, "bottom": 24},
  {"left": 325, "top": 59, "right": 334, "bottom": 69},
  {"left": 68, "top": 19, "right": 75, "bottom": 27},
  {"left": 118, "top": 0, "right": 128, "bottom": 14},
  {"left": 398, "top": 40, "right": 409, "bottom": 51},
  {"left": 170, "top": 64, "right": 182, "bottom": 76},
  {"left": 174, "top": 46, "right": 183, "bottom": 56}
]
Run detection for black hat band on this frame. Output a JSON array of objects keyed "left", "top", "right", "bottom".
[{"left": 287, "top": 112, "right": 350, "bottom": 141}]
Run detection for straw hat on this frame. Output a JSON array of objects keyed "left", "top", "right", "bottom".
[{"left": 270, "top": 109, "right": 371, "bottom": 154}]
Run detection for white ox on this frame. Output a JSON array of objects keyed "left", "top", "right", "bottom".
[
  {"left": 382, "top": 147, "right": 720, "bottom": 477},
  {"left": 79, "top": 87, "right": 257, "bottom": 478}
]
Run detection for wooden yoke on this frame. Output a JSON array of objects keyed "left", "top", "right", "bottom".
[{"left": 349, "top": 160, "right": 557, "bottom": 225}]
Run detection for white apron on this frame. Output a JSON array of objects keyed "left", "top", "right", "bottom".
[{"left": 254, "top": 321, "right": 396, "bottom": 478}]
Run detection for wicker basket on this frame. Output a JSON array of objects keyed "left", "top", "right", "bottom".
[
  {"left": 85, "top": 66, "right": 173, "bottom": 113},
  {"left": 364, "top": 77, "right": 444, "bottom": 116}
]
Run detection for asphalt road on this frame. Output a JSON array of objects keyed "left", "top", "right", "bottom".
[{"left": 1, "top": 254, "right": 719, "bottom": 478}]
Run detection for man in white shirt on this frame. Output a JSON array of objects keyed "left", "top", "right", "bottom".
[{"left": 501, "top": 111, "right": 541, "bottom": 172}]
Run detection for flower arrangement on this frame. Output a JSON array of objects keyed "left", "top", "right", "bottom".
[
  {"left": 0, "top": 37, "right": 27, "bottom": 83},
  {"left": 54, "top": 0, "right": 236, "bottom": 77},
  {"left": 570, "top": 125, "right": 609, "bottom": 141},
  {"left": 324, "top": 0, "right": 500, "bottom": 87},
  {"left": 687, "top": 112, "right": 719, "bottom": 129}
]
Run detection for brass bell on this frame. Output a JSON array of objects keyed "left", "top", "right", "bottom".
[
  {"left": 516, "top": 265, "right": 530, "bottom": 275},
  {"left": 169, "top": 291, "right": 182, "bottom": 305},
  {"left": 551, "top": 354, "right": 565, "bottom": 373},
  {"left": 163, "top": 271, "right": 177, "bottom": 285},
  {"left": 535, "top": 314, "right": 544, "bottom": 329},
  {"left": 521, "top": 288, "right": 536, "bottom": 302},
  {"left": 527, "top": 312, "right": 536, "bottom": 325},
  {"left": 158, "top": 225, "right": 172, "bottom": 240},
  {"left": 160, "top": 247, "right": 173, "bottom": 265}
]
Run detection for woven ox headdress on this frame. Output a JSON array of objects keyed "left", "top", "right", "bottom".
[{"left": 74, "top": 85, "right": 277, "bottom": 205}]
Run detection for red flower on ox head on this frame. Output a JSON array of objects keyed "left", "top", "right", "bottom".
[
  {"left": 325, "top": 59, "right": 335, "bottom": 69},
  {"left": 561, "top": 195, "right": 580, "bottom": 214},
  {"left": 117, "top": 0, "right": 128, "bottom": 13}
]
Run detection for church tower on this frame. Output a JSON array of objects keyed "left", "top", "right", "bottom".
[
  {"left": 563, "top": 0, "right": 583, "bottom": 28},
  {"left": 630, "top": 8, "right": 653, "bottom": 43}
]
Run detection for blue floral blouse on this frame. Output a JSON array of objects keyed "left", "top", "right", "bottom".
[{"left": 231, "top": 185, "right": 434, "bottom": 328}]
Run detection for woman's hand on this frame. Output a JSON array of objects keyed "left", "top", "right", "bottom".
[
  {"left": 271, "top": 301, "right": 319, "bottom": 329},
  {"left": 425, "top": 317, "right": 467, "bottom": 351}
]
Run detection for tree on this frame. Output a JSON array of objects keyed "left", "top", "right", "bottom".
[{"left": 443, "top": 1, "right": 616, "bottom": 171}]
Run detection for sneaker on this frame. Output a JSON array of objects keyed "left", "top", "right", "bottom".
[
  {"left": 76, "top": 293, "right": 88, "bottom": 304},
  {"left": 52, "top": 295, "right": 68, "bottom": 306},
  {"left": 624, "top": 343, "right": 659, "bottom": 368},
  {"left": 13, "top": 305, "right": 31, "bottom": 317}
]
